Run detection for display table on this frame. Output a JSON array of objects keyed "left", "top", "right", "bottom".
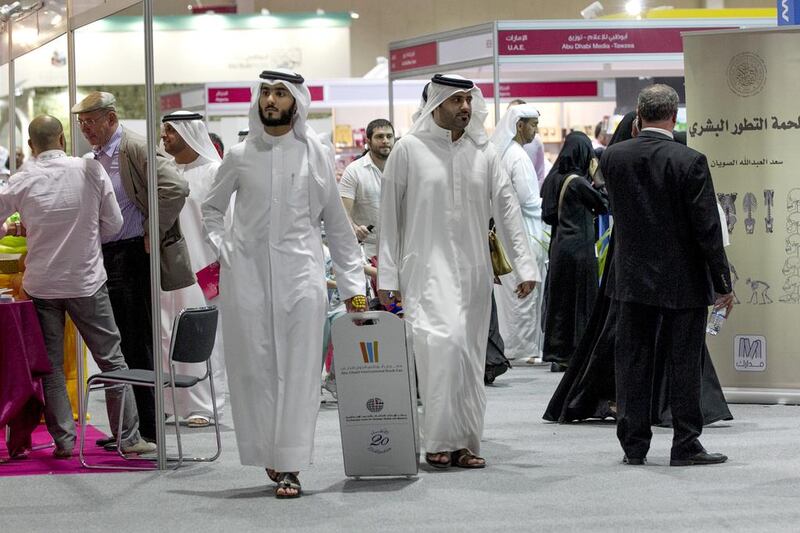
[{"left": 0, "top": 300, "right": 50, "bottom": 457}]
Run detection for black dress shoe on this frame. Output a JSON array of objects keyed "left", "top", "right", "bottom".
[
  {"left": 95, "top": 436, "right": 115, "bottom": 447},
  {"left": 670, "top": 451, "right": 728, "bottom": 466},
  {"left": 623, "top": 456, "right": 646, "bottom": 465}
]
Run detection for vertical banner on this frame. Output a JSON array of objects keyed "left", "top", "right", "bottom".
[{"left": 684, "top": 27, "right": 800, "bottom": 399}]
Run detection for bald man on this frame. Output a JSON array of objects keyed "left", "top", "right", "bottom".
[{"left": 0, "top": 115, "right": 155, "bottom": 458}]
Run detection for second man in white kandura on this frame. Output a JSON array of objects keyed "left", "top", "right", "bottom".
[
  {"left": 491, "top": 103, "right": 547, "bottom": 364},
  {"left": 160, "top": 111, "right": 228, "bottom": 428},
  {"left": 378, "top": 74, "right": 540, "bottom": 470}
]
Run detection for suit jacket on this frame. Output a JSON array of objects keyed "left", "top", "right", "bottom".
[
  {"left": 119, "top": 127, "right": 195, "bottom": 291},
  {"left": 600, "top": 130, "right": 731, "bottom": 309}
]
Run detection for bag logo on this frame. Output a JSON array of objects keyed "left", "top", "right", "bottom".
[{"left": 360, "top": 341, "right": 379, "bottom": 363}]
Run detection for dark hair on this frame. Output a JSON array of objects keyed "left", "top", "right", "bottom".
[
  {"left": 637, "top": 84, "right": 679, "bottom": 122},
  {"left": 594, "top": 121, "right": 604, "bottom": 139},
  {"left": 508, "top": 99, "right": 527, "bottom": 106},
  {"left": 208, "top": 132, "right": 224, "bottom": 156},
  {"left": 366, "top": 119, "right": 394, "bottom": 140}
]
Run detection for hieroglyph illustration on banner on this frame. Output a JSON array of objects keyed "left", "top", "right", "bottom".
[{"left": 684, "top": 28, "right": 800, "bottom": 388}]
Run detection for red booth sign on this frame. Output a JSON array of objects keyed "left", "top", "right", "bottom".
[
  {"left": 498, "top": 27, "right": 731, "bottom": 56},
  {"left": 390, "top": 42, "right": 437, "bottom": 73}
]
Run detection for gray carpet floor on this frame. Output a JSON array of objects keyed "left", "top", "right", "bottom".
[{"left": 3, "top": 364, "right": 799, "bottom": 533}]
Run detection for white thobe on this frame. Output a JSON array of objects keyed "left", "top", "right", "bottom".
[
  {"left": 495, "top": 142, "right": 548, "bottom": 360},
  {"left": 161, "top": 157, "right": 227, "bottom": 421},
  {"left": 202, "top": 131, "right": 363, "bottom": 471},
  {"left": 379, "top": 122, "right": 539, "bottom": 454}
]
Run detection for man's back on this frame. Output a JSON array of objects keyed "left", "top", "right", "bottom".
[
  {"left": 602, "top": 131, "right": 730, "bottom": 309},
  {"left": 0, "top": 151, "right": 122, "bottom": 298}
]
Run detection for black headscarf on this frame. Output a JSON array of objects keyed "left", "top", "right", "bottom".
[
  {"left": 541, "top": 131, "right": 595, "bottom": 226},
  {"left": 608, "top": 111, "right": 636, "bottom": 146}
]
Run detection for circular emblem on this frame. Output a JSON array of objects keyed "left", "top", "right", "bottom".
[
  {"left": 366, "top": 397, "right": 384, "bottom": 413},
  {"left": 726, "top": 52, "right": 767, "bottom": 98}
]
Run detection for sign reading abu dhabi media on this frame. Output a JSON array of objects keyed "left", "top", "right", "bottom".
[{"left": 778, "top": 0, "right": 800, "bottom": 25}]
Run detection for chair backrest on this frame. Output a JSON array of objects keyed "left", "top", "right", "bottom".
[{"left": 169, "top": 306, "right": 219, "bottom": 364}]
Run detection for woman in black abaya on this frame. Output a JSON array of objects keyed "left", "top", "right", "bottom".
[
  {"left": 543, "top": 112, "right": 733, "bottom": 426},
  {"left": 540, "top": 132, "right": 608, "bottom": 372}
]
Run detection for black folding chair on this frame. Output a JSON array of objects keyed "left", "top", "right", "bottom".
[{"left": 79, "top": 306, "right": 221, "bottom": 469}]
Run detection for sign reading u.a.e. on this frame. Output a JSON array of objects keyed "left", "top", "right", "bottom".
[
  {"left": 734, "top": 335, "right": 767, "bottom": 372},
  {"left": 778, "top": 0, "right": 800, "bottom": 25}
]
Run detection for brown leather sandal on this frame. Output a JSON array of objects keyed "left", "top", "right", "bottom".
[
  {"left": 425, "top": 452, "right": 451, "bottom": 469},
  {"left": 452, "top": 449, "right": 486, "bottom": 469}
]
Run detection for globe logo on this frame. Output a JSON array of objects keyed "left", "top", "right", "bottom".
[{"left": 366, "top": 397, "right": 384, "bottom": 413}]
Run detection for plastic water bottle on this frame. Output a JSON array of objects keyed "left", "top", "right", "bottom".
[{"left": 706, "top": 307, "right": 727, "bottom": 336}]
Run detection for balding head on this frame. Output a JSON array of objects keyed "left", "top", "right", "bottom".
[{"left": 28, "top": 115, "right": 65, "bottom": 156}]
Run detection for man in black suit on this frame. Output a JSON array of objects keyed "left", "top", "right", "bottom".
[{"left": 600, "top": 84, "right": 734, "bottom": 466}]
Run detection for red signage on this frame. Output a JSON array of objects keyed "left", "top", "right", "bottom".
[
  {"left": 308, "top": 85, "right": 324, "bottom": 101},
  {"left": 159, "top": 93, "right": 182, "bottom": 110},
  {"left": 390, "top": 42, "right": 437, "bottom": 73},
  {"left": 189, "top": 5, "right": 237, "bottom": 14},
  {"left": 477, "top": 81, "right": 599, "bottom": 99},
  {"left": 498, "top": 27, "right": 731, "bottom": 56},
  {"left": 208, "top": 87, "right": 252, "bottom": 104}
]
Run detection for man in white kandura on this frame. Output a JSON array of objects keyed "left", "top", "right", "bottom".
[
  {"left": 378, "top": 74, "right": 540, "bottom": 470},
  {"left": 202, "top": 69, "right": 366, "bottom": 499},
  {"left": 491, "top": 103, "right": 547, "bottom": 363},
  {"left": 160, "top": 111, "right": 227, "bottom": 428}
]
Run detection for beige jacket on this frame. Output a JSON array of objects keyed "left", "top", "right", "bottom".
[{"left": 119, "top": 127, "right": 195, "bottom": 291}]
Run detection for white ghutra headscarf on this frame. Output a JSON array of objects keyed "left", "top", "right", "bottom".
[
  {"left": 246, "top": 67, "right": 333, "bottom": 180},
  {"left": 490, "top": 104, "right": 541, "bottom": 158},
  {"left": 161, "top": 110, "right": 221, "bottom": 164},
  {"left": 409, "top": 74, "right": 490, "bottom": 146}
]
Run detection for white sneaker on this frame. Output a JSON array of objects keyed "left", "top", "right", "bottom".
[{"left": 121, "top": 439, "right": 157, "bottom": 455}]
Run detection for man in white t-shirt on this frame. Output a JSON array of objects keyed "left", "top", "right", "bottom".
[{"left": 338, "top": 119, "right": 394, "bottom": 260}]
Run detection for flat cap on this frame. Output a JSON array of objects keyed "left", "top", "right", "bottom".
[{"left": 71, "top": 91, "right": 116, "bottom": 114}]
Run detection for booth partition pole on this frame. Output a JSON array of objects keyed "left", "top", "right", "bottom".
[
  {"left": 492, "top": 21, "right": 500, "bottom": 124},
  {"left": 388, "top": 77, "right": 394, "bottom": 127},
  {"left": 7, "top": 21, "right": 14, "bottom": 173},
  {"left": 66, "top": 1, "right": 87, "bottom": 428},
  {"left": 143, "top": 0, "right": 167, "bottom": 470}
]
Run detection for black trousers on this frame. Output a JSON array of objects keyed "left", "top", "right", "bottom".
[
  {"left": 102, "top": 237, "right": 156, "bottom": 441},
  {"left": 614, "top": 301, "right": 706, "bottom": 460}
]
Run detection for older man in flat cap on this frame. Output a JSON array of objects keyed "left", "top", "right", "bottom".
[
  {"left": 72, "top": 91, "right": 195, "bottom": 445},
  {"left": 378, "top": 74, "right": 539, "bottom": 471},
  {"left": 203, "top": 69, "right": 365, "bottom": 498}
]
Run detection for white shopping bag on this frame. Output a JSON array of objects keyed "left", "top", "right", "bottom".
[{"left": 331, "top": 311, "right": 418, "bottom": 478}]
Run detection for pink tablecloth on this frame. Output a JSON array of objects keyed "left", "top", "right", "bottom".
[{"left": 0, "top": 300, "right": 51, "bottom": 456}]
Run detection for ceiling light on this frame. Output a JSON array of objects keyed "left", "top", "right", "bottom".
[
  {"left": 580, "top": 2, "right": 603, "bottom": 19},
  {"left": 260, "top": 8, "right": 270, "bottom": 15},
  {"left": 316, "top": 8, "right": 325, "bottom": 16},
  {"left": 625, "top": 0, "right": 643, "bottom": 16},
  {"left": 350, "top": 11, "right": 360, "bottom": 19}
]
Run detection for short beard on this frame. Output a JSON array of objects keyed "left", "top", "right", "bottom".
[
  {"left": 260, "top": 107, "right": 294, "bottom": 127},
  {"left": 369, "top": 147, "right": 390, "bottom": 160}
]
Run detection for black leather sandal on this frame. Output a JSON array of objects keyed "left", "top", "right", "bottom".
[{"left": 275, "top": 472, "right": 302, "bottom": 499}]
